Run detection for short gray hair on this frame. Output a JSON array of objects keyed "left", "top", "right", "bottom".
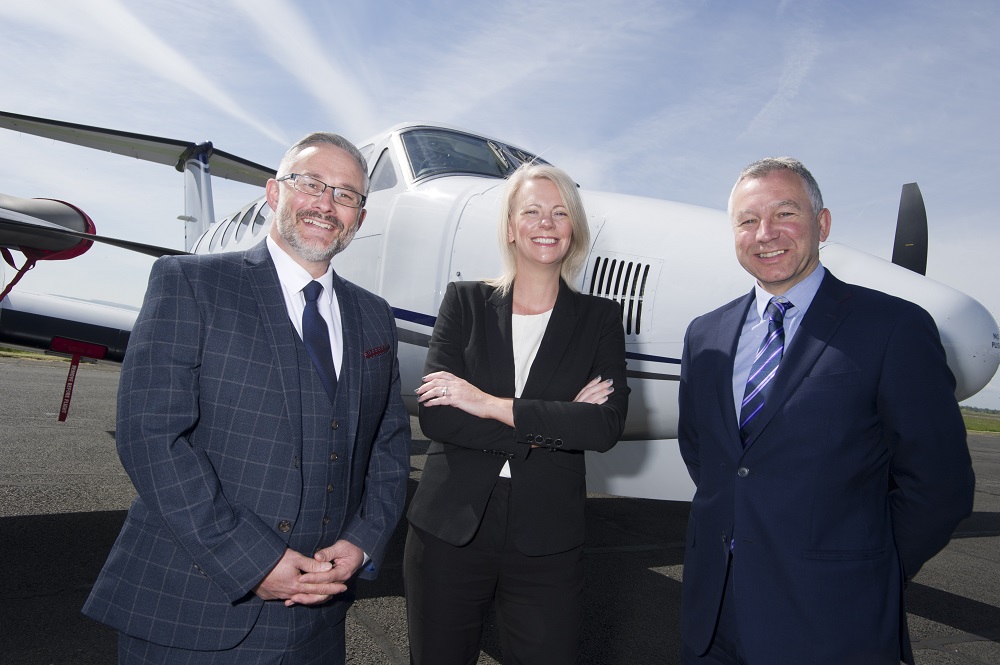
[
  {"left": 278, "top": 132, "right": 370, "bottom": 193},
  {"left": 728, "top": 157, "right": 823, "bottom": 218}
]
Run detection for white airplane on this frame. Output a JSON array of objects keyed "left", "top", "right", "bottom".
[{"left": 2, "top": 111, "right": 998, "bottom": 500}]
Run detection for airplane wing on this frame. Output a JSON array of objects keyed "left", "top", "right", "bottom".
[{"left": 0, "top": 110, "right": 275, "bottom": 187}]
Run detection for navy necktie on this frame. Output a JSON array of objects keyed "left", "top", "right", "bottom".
[
  {"left": 302, "top": 281, "right": 337, "bottom": 403},
  {"left": 739, "top": 297, "right": 791, "bottom": 444}
]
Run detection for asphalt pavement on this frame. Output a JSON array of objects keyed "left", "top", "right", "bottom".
[{"left": 1, "top": 354, "right": 998, "bottom": 664}]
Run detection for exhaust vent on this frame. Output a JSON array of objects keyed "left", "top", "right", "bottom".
[{"left": 587, "top": 255, "right": 655, "bottom": 336}]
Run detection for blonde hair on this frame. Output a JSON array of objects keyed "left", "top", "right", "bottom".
[{"left": 486, "top": 163, "right": 590, "bottom": 296}]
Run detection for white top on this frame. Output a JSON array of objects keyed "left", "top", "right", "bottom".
[{"left": 501, "top": 309, "right": 552, "bottom": 477}]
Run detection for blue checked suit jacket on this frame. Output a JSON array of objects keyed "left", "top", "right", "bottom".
[
  {"left": 678, "top": 270, "right": 974, "bottom": 664},
  {"left": 83, "top": 240, "right": 411, "bottom": 651}
]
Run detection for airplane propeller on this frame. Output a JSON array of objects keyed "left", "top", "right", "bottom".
[
  {"left": 890, "top": 183, "right": 928, "bottom": 275},
  {"left": 2, "top": 195, "right": 187, "bottom": 302},
  {"left": 0, "top": 214, "right": 189, "bottom": 258},
  {"left": 1, "top": 195, "right": 187, "bottom": 260}
]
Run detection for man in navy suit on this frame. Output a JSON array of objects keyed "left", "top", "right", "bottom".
[
  {"left": 84, "top": 133, "right": 411, "bottom": 663},
  {"left": 678, "top": 157, "right": 974, "bottom": 664}
]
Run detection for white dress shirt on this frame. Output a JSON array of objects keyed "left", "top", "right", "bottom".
[{"left": 266, "top": 235, "right": 343, "bottom": 377}]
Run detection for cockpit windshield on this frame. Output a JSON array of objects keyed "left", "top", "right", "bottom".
[{"left": 400, "top": 127, "right": 549, "bottom": 181}]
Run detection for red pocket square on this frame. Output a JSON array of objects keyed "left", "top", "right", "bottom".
[{"left": 363, "top": 344, "right": 390, "bottom": 359}]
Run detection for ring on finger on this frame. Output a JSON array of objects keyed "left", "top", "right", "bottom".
[{"left": 442, "top": 386, "right": 448, "bottom": 397}]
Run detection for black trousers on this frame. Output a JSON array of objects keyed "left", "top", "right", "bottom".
[{"left": 404, "top": 478, "right": 584, "bottom": 665}]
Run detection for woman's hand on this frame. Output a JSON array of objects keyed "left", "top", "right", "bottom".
[
  {"left": 417, "top": 371, "right": 513, "bottom": 425},
  {"left": 573, "top": 376, "right": 614, "bottom": 405}
]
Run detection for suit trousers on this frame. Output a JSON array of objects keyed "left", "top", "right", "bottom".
[{"left": 404, "top": 477, "right": 584, "bottom": 665}]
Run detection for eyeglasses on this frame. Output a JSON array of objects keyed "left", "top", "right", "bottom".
[{"left": 277, "top": 173, "right": 367, "bottom": 209}]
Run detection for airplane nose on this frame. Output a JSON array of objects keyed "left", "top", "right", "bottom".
[{"left": 820, "top": 243, "right": 1000, "bottom": 401}]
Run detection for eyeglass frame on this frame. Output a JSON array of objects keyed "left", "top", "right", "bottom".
[{"left": 276, "top": 173, "right": 368, "bottom": 209}]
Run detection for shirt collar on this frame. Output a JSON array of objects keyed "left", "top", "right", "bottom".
[
  {"left": 752, "top": 262, "right": 825, "bottom": 320},
  {"left": 265, "top": 235, "right": 334, "bottom": 299}
]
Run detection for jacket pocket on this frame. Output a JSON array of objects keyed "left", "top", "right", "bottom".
[{"left": 800, "top": 548, "right": 885, "bottom": 561}]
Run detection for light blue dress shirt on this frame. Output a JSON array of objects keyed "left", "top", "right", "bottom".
[{"left": 731, "top": 264, "right": 826, "bottom": 421}]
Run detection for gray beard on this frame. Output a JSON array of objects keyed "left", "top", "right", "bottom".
[{"left": 276, "top": 207, "right": 358, "bottom": 263}]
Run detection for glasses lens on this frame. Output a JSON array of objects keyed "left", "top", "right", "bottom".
[
  {"left": 285, "top": 174, "right": 364, "bottom": 207},
  {"left": 292, "top": 174, "right": 323, "bottom": 196},
  {"left": 333, "top": 188, "right": 363, "bottom": 208}
]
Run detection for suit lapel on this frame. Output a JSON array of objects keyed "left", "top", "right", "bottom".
[
  {"left": 244, "top": 242, "right": 303, "bottom": 447},
  {"left": 720, "top": 291, "right": 755, "bottom": 448},
  {"left": 333, "top": 273, "right": 363, "bottom": 454},
  {"left": 741, "top": 273, "right": 852, "bottom": 450},
  {"left": 486, "top": 286, "right": 516, "bottom": 398},
  {"left": 522, "top": 280, "right": 578, "bottom": 398}
]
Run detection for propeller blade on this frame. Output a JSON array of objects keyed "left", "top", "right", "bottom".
[
  {"left": 891, "top": 183, "right": 928, "bottom": 275},
  {"left": 0, "top": 217, "right": 187, "bottom": 258}
]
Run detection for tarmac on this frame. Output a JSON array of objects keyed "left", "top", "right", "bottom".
[{"left": 0, "top": 354, "right": 998, "bottom": 664}]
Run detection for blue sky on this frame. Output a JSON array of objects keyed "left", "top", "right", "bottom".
[{"left": 1, "top": 0, "right": 998, "bottom": 407}]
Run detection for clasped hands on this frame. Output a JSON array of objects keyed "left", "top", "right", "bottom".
[{"left": 254, "top": 539, "right": 364, "bottom": 607}]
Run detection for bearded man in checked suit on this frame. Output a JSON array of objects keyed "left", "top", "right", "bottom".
[{"left": 84, "top": 133, "right": 411, "bottom": 664}]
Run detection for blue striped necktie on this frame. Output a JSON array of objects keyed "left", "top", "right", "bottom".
[
  {"left": 739, "top": 297, "right": 792, "bottom": 444},
  {"left": 302, "top": 281, "right": 338, "bottom": 404}
]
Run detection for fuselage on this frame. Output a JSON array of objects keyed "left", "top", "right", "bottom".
[
  {"left": 4, "top": 121, "right": 995, "bottom": 500},
  {"left": 192, "top": 123, "right": 1000, "bottom": 447}
]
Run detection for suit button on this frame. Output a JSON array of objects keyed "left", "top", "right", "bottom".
[
  {"left": 323, "top": 516, "right": 331, "bottom": 525},
  {"left": 534, "top": 435, "right": 544, "bottom": 444},
  {"left": 329, "top": 452, "right": 338, "bottom": 462},
  {"left": 278, "top": 520, "right": 292, "bottom": 533},
  {"left": 554, "top": 439, "right": 563, "bottom": 447},
  {"left": 331, "top": 419, "right": 339, "bottom": 430},
  {"left": 737, "top": 467, "right": 749, "bottom": 478},
  {"left": 507, "top": 453, "right": 515, "bottom": 460},
  {"left": 721, "top": 532, "right": 727, "bottom": 543},
  {"left": 327, "top": 484, "right": 335, "bottom": 493}
]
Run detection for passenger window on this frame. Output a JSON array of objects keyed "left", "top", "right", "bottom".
[
  {"left": 209, "top": 215, "right": 236, "bottom": 252},
  {"left": 251, "top": 202, "right": 269, "bottom": 236},
  {"left": 234, "top": 206, "right": 256, "bottom": 242}
]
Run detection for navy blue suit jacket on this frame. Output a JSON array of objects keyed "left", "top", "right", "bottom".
[
  {"left": 678, "top": 270, "right": 974, "bottom": 664},
  {"left": 83, "top": 241, "right": 411, "bottom": 651}
]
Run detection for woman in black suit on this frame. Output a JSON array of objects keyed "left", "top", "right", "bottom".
[{"left": 404, "top": 163, "right": 629, "bottom": 664}]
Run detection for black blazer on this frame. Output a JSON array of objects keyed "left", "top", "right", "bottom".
[
  {"left": 408, "top": 280, "right": 629, "bottom": 556},
  {"left": 678, "top": 270, "right": 974, "bottom": 664}
]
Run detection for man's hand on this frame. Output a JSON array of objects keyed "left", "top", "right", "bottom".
[
  {"left": 253, "top": 548, "right": 344, "bottom": 607},
  {"left": 285, "top": 540, "right": 366, "bottom": 606}
]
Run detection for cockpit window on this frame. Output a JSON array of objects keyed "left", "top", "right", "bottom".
[
  {"left": 368, "top": 148, "right": 398, "bottom": 194},
  {"left": 401, "top": 128, "right": 548, "bottom": 181}
]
